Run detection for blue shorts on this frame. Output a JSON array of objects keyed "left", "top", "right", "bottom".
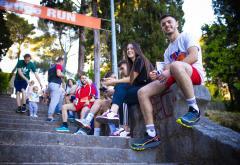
[{"left": 14, "top": 80, "right": 28, "bottom": 92}]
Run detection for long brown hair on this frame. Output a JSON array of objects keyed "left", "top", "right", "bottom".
[{"left": 124, "top": 42, "right": 153, "bottom": 84}]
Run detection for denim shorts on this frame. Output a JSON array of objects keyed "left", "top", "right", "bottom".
[{"left": 14, "top": 80, "right": 28, "bottom": 92}]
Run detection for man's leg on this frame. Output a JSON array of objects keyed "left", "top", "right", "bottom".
[
  {"left": 55, "top": 103, "right": 76, "bottom": 132},
  {"left": 62, "top": 103, "right": 76, "bottom": 122},
  {"left": 96, "top": 83, "right": 129, "bottom": 124},
  {"left": 130, "top": 80, "right": 166, "bottom": 150},
  {"left": 138, "top": 80, "right": 167, "bottom": 126},
  {"left": 75, "top": 99, "right": 103, "bottom": 128},
  {"left": 47, "top": 83, "right": 62, "bottom": 120},
  {"left": 16, "top": 92, "right": 22, "bottom": 112},
  {"left": 170, "top": 61, "right": 194, "bottom": 100},
  {"left": 80, "top": 106, "right": 90, "bottom": 119},
  {"left": 14, "top": 80, "right": 27, "bottom": 112},
  {"left": 170, "top": 61, "right": 201, "bottom": 126},
  {"left": 21, "top": 89, "right": 27, "bottom": 112}
]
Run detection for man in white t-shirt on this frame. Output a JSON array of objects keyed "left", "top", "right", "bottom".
[{"left": 131, "top": 14, "right": 205, "bottom": 151}]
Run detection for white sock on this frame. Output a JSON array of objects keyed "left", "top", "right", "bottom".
[
  {"left": 186, "top": 97, "right": 199, "bottom": 112},
  {"left": 85, "top": 112, "right": 94, "bottom": 123},
  {"left": 146, "top": 124, "right": 156, "bottom": 137},
  {"left": 94, "top": 128, "right": 101, "bottom": 136}
]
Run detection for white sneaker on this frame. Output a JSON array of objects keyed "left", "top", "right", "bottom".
[
  {"left": 33, "top": 114, "right": 38, "bottom": 118},
  {"left": 119, "top": 130, "right": 130, "bottom": 137},
  {"left": 96, "top": 110, "right": 119, "bottom": 124},
  {"left": 75, "top": 118, "right": 91, "bottom": 129}
]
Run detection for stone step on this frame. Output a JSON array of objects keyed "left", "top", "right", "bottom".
[
  {"left": 0, "top": 144, "right": 159, "bottom": 164},
  {"left": 0, "top": 163, "right": 175, "bottom": 165},
  {"left": 0, "top": 116, "right": 63, "bottom": 125},
  {"left": 0, "top": 113, "right": 55, "bottom": 120},
  {"left": 0, "top": 130, "right": 129, "bottom": 149},
  {"left": 0, "top": 107, "right": 48, "bottom": 116},
  {"left": 0, "top": 121, "right": 78, "bottom": 133},
  {"left": 0, "top": 163, "right": 177, "bottom": 165}
]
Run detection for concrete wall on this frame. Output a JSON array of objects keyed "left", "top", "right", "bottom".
[{"left": 129, "top": 84, "right": 240, "bottom": 164}]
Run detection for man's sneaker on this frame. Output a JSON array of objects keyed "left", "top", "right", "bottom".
[
  {"left": 75, "top": 118, "right": 91, "bottom": 129},
  {"left": 110, "top": 128, "right": 130, "bottom": 138},
  {"left": 96, "top": 110, "right": 120, "bottom": 124},
  {"left": 130, "top": 134, "right": 161, "bottom": 151},
  {"left": 33, "top": 114, "right": 38, "bottom": 118},
  {"left": 21, "top": 106, "right": 27, "bottom": 113},
  {"left": 55, "top": 125, "right": 70, "bottom": 132},
  {"left": 46, "top": 118, "right": 55, "bottom": 122},
  {"left": 74, "top": 128, "right": 88, "bottom": 135},
  {"left": 120, "top": 130, "right": 130, "bottom": 137},
  {"left": 176, "top": 106, "right": 200, "bottom": 128},
  {"left": 16, "top": 107, "right": 22, "bottom": 113}
]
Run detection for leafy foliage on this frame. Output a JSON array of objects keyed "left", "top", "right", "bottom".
[
  {"left": 0, "top": 72, "right": 10, "bottom": 93},
  {"left": 5, "top": 13, "right": 34, "bottom": 59},
  {"left": 40, "top": 0, "right": 79, "bottom": 70},
  {"left": 201, "top": 0, "right": 240, "bottom": 109},
  {"left": 99, "top": 0, "right": 184, "bottom": 65},
  {"left": 0, "top": 11, "right": 13, "bottom": 61}
]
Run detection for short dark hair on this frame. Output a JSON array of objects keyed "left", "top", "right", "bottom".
[
  {"left": 56, "top": 57, "right": 64, "bottom": 62},
  {"left": 78, "top": 71, "right": 86, "bottom": 78},
  {"left": 24, "top": 54, "right": 31, "bottom": 59},
  {"left": 159, "top": 14, "right": 177, "bottom": 22},
  {"left": 104, "top": 71, "right": 114, "bottom": 78},
  {"left": 118, "top": 60, "right": 127, "bottom": 68}
]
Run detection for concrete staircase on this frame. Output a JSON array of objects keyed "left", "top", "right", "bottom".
[{"left": 0, "top": 95, "right": 174, "bottom": 164}]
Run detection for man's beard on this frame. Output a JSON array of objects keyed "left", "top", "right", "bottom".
[
  {"left": 81, "top": 80, "right": 86, "bottom": 85},
  {"left": 166, "top": 31, "right": 174, "bottom": 36}
]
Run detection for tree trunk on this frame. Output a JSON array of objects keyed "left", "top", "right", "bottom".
[
  {"left": 77, "top": 0, "right": 87, "bottom": 73},
  {"left": 92, "top": 0, "right": 100, "bottom": 98},
  {"left": 78, "top": 27, "right": 85, "bottom": 73},
  {"left": 63, "top": 51, "right": 67, "bottom": 73},
  {"left": 9, "top": 44, "right": 21, "bottom": 82}
]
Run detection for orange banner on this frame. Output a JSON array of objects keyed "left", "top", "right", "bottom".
[{"left": 0, "top": 0, "right": 101, "bottom": 29}]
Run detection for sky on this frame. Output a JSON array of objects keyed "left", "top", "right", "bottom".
[{"left": 0, "top": 0, "right": 215, "bottom": 74}]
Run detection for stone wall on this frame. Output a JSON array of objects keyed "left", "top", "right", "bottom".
[{"left": 129, "top": 84, "right": 240, "bottom": 164}]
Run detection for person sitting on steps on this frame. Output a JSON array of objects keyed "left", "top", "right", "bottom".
[
  {"left": 75, "top": 60, "right": 130, "bottom": 136},
  {"left": 95, "top": 42, "right": 154, "bottom": 128},
  {"left": 130, "top": 14, "right": 205, "bottom": 151},
  {"left": 55, "top": 72, "right": 96, "bottom": 132}
]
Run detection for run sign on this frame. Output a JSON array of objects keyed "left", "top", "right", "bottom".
[{"left": 0, "top": 0, "right": 101, "bottom": 29}]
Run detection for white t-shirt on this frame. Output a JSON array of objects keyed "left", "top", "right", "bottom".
[
  {"left": 28, "top": 92, "right": 39, "bottom": 102},
  {"left": 163, "top": 32, "right": 205, "bottom": 83}
]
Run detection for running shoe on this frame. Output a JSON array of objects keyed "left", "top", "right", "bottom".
[
  {"left": 96, "top": 110, "right": 119, "bottom": 124},
  {"left": 21, "top": 106, "right": 27, "bottom": 113},
  {"left": 74, "top": 128, "right": 88, "bottom": 135},
  {"left": 55, "top": 125, "right": 70, "bottom": 132},
  {"left": 176, "top": 106, "right": 200, "bottom": 128},
  {"left": 16, "top": 107, "right": 22, "bottom": 113},
  {"left": 130, "top": 134, "right": 161, "bottom": 151},
  {"left": 75, "top": 118, "right": 91, "bottom": 129}
]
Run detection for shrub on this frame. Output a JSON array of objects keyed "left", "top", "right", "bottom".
[{"left": 0, "top": 72, "right": 10, "bottom": 94}]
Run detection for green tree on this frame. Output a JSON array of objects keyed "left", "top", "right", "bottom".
[
  {"left": 5, "top": 13, "right": 35, "bottom": 81},
  {"left": 5, "top": 13, "right": 35, "bottom": 60},
  {"left": 0, "top": 11, "right": 13, "bottom": 61},
  {"left": 99, "top": 0, "right": 184, "bottom": 65},
  {"left": 40, "top": 0, "right": 85, "bottom": 73},
  {"left": 201, "top": 0, "right": 240, "bottom": 109},
  {"left": 29, "top": 32, "right": 64, "bottom": 72}
]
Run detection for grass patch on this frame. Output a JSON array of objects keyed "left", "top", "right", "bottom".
[{"left": 205, "top": 110, "right": 240, "bottom": 133}]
